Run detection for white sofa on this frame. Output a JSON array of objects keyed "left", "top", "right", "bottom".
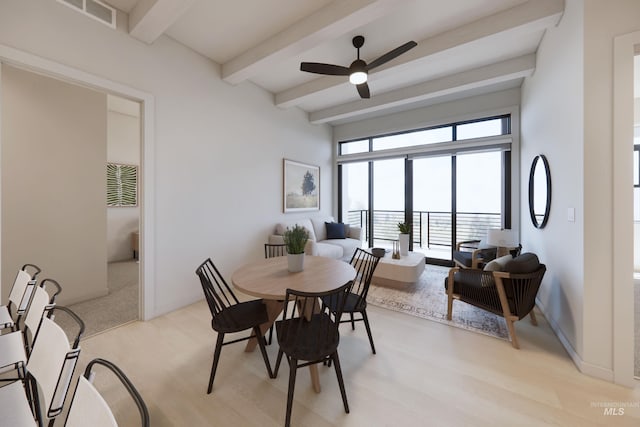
[{"left": 269, "top": 216, "right": 363, "bottom": 262}]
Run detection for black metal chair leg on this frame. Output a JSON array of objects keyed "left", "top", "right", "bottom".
[
  {"left": 254, "top": 327, "right": 274, "bottom": 378},
  {"left": 361, "top": 310, "right": 376, "bottom": 354},
  {"left": 268, "top": 324, "right": 274, "bottom": 345},
  {"left": 207, "top": 333, "right": 225, "bottom": 394},
  {"left": 350, "top": 313, "right": 355, "bottom": 330},
  {"left": 332, "top": 352, "right": 349, "bottom": 414},
  {"left": 285, "top": 358, "right": 298, "bottom": 427},
  {"left": 274, "top": 348, "right": 284, "bottom": 377}
]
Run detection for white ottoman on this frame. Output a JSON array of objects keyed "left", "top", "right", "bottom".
[{"left": 369, "top": 250, "right": 425, "bottom": 286}]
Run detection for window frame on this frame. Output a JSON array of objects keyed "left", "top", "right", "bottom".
[{"left": 337, "top": 114, "right": 513, "bottom": 264}]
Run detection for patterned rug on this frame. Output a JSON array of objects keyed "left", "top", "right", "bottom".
[{"left": 367, "top": 264, "right": 509, "bottom": 340}]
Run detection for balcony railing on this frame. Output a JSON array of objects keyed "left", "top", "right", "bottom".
[{"left": 346, "top": 209, "right": 501, "bottom": 249}]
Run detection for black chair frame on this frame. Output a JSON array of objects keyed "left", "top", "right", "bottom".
[
  {"left": 65, "top": 358, "right": 150, "bottom": 427},
  {"left": 264, "top": 243, "right": 287, "bottom": 258},
  {"left": 28, "top": 305, "right": 84, "bottom": 427},
  {"left": 263, "top": 243, "right": 288, "bottom": 345},
  {"left": 4, "top": 263, "right": 42, "bottom": 331},
  {"left": 273, "top": 282, "right": 351, "bottom": 427},
  {"left": 328, "top": 248, "right": 381, "bottom": 355},
  {"left": 195, "top": 258, "right": 274, "bottom": 394}
]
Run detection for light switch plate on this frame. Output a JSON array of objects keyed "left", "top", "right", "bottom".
[{"left": 567, "top": 207, "right": 575, "bottom": 222}]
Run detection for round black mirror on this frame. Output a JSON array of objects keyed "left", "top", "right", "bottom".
[{"left": 528, "top": 154, "right": 551, "bottom": 228}]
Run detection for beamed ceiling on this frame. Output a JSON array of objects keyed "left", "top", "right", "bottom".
[{"left": 103, "top": 0, "right": 565, "bottom": 125}]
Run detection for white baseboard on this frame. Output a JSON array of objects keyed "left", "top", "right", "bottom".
[{"left": 535, "top": 298, "right": 615, "bottom": 382}]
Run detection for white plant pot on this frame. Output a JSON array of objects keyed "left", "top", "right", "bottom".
[
  {"left": 399, "top": 233, "right": 409, "bottom": 256},
  {"left": 287, "top": 253, "right": 305, "bottom": 272}
]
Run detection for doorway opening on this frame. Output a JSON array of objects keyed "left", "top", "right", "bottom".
[{"left": 0, "top": 65, "right": 143, "bottom": 337}]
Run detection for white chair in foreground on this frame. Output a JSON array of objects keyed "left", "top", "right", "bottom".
[
  {"left": 0, "top": 306, "right": 83, "bottom": 427},
  {"left": 0, "top": 264, "right": 42, "bottom": 332},
  {"left": 0, "top": 279, "right": 61, "bottom": 382},
  {"left": 65, "top": 358, "right": 149, "bottom": 427}
]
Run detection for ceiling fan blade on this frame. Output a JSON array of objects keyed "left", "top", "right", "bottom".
[
  {"left": 300, "top": 62, "right": 350, "bottom": 76},
  {"left": 365, "top": 41, "right": 417, "bottom": 71},
  {"left": 356, "top": 82, "right": 370, "bottom": 99}
]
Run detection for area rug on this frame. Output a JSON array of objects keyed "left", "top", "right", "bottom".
[{"left": 367, "top": 265, "right": 509, "bottom": 340}]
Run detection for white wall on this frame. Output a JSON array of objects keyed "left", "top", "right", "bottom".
[
  {"left": 522, "top": 0, "right": 640, "bottom": 381},
  {"left": 583, "top": 0, "right": 640, "bottom": 381},
  {"left": 1, "top": 64, "right": 108, "bottom": 305},
  {"left": 107, "top": 95, "right": 140, "bottom": 262},
  {"left": 520, "top": 0, "right": 586, "bottom": 369},
  {"left": 0, "top": 0, "right": 332, "bottom": 317},
  {"left": 633, "top": 98, "right": 640, "bottom": 272}
]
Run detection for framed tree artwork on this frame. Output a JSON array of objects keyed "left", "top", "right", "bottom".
[
  {"left": 107, "top": 163, "right": 138, "bottom": 207},
  {"left": 283, "top": 159, "right": 319, "bottom": 212}
]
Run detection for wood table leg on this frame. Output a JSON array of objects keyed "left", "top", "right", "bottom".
[
  {"left": 246, "top": 298, "right": 323, "bottom": 393},
  {"left": 299, "top": 298, "right": 322, "bottom": 393},
  {"left": 244, "top": 299, "right": 283, "bottom": 352},
  {"left": 310, "top": 365, "right": 321, "bottom": 393}
]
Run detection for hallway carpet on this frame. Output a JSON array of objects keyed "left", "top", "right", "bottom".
[{"left": 63, "top": 260, "right": 139, "bottom": 339}]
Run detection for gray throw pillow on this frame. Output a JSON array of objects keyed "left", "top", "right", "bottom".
[{"left": 504, "top": 253, "right": 540, "bottom": 274}]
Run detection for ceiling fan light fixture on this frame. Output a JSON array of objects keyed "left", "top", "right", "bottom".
[
  {"left": 349, "top": 71, "right": 367, "bottom": 85},
  {"left": 299, "top": 35, "right": 416, "bottom": 99}
]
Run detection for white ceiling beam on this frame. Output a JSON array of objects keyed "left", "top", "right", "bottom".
[
  {"left": 308, "top": 54, "right": 536, "bottom": 124},
  {"left": 276, "top": 0, "right": 563, "bottom": 109},
  {"left": 129, "top": 0, "right": 198, "bottom": 44},
  {"left": 221, "top": 0, "right": 409, "bottom": 85}
]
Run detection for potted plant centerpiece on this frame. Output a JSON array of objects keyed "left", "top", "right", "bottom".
[
  {"left": 397, "top": 221, "right": 411, "bottom": 256},
  {"left": 283, "top": 224, "right": 309, "bottom": 272}
]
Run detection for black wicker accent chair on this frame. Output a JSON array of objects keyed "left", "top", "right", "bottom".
[
  {"left": 274, "top": 282, "right": 351, "bottom": 427},
  {"left": 452, "top": 239, "right": 497, "bottom": 269},
  {"left": 445, "top": 253, "right": 546, "bottom": 349},
  {"left": 195, "top": 258, "right": 274, "bottom": 394}
]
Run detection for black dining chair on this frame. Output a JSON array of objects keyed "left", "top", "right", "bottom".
[
  {"left": 323, "top": 248, "right": 381, "bottom": 355},
  {"left": 263, "top": 243, "right": 287, "bottom": 345},
  {"left": 264, "top": 243, "right": 287, "bottom": 258},
  {"left": 195, "top": 258, "right": 274, "bottom": 394},
  {"left": 273, "top": 282, "right": 351, "bottom": 427}
]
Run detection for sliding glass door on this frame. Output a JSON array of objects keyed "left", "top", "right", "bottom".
[
  {"left": 413, "top": 156, "right": 452, "bottom": 260},
  {"left": 340, "top": 161, "right": 369, "bottom": 241},
  {"left": 372, "top": 158, "right": 405, "bottom": 249},
  {"left": 338, "top": 115, "right": 512, "bottom": 264},
  {"left": 455, "top": 152, "right": 503, "bottom": 248}
]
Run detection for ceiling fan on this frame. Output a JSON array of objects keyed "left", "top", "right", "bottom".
[{"left": 300, "top": 35, "right": 417, "bottom": 99}]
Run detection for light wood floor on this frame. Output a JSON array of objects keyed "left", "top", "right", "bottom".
[{"left": 76, "top": 301, "right": 640, "bottom": 426}]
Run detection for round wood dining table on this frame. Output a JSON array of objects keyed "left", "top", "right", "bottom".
[{"left": 232, "top": 255, "right": 355, "bottom": 393}]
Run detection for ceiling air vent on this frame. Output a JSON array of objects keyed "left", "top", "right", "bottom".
[{"left": 57, "top": 0, "right": 116, "bottom": 29}]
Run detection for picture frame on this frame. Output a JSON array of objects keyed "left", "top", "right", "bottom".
[
  {"left": 283, "top": 159, "right": 320, "bottom": 212},
  {"left": 107, "top": 163, "right": 138, "bottom": 207}
]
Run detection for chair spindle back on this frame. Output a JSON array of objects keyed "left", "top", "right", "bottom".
[{"left": 195, "top": 258, "right": 240, "bottom": 319}]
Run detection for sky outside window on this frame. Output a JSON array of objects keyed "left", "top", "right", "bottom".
[{"left": 372, "top": 126, "right": 452, "bottom": 151}]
